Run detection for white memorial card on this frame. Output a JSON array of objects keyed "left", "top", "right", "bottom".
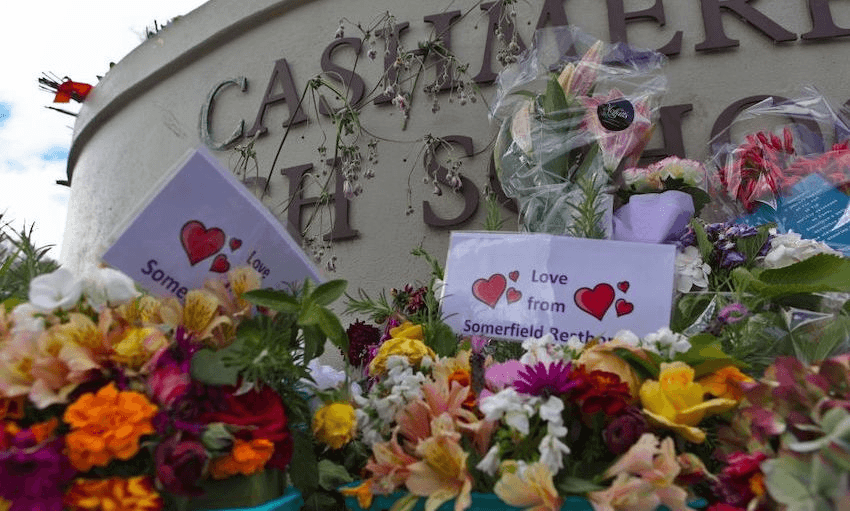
[
  {"left": 441, "top": 232, "right": 676, "bottom": 342},
  {"left": 103, "top": 148, "right": 322, "bottom": 298}
]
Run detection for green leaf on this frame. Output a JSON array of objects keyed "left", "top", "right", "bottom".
[
  {"left": 670, "top": 293, "right": 714, "bottom": 333},
  {"left": 557, "top": 476, "right": 605, "bottom": 494},
  {"left": 242, "top": 289, "right": 299, "bottom": 313},
  {"left": 752, "top": 254, "right": 850, "bottom": 297},
  {"left": 424, "top": 321, "right": 458, "bottom": 358},
  {"left": 735, "top": 223, "right": 773, "bottom": 264},
  {"left": 691, "top": 220, "right": 713, "bottom": 262},
  {"left": 301, "top": 324, "right": 325, "bottom": 362},
  {"left": 509, "top": 90, "right": 537, "bottom": 100},
  {"left": 289, "top": 430, "right": 319, "bottom": 495},
  {"left": 317, "top": 460, "right": 353, "bottom": 490},
  {"left": 310, "top": 280, "right": 347, "bottom": 306},
  {"left": 677, "top": 333, "right": 743, "bottom": 379},
  {"left": 762, "top": 457, "right": 813, "bottom": 507},
  {"left": 317, "top": 306, "right": 348, "bottom": 354},
  {"left": 298, "top": 301, "right": 322, "bottom": 326},
  {"left": 190, "top": 345, "right": 241, "bottom": 386},
  {"left": 541, "top": 73, "right": 568, "bottom": 116},
  {"left": 614, "top": 348, "right": 659, "bottom": 379}
]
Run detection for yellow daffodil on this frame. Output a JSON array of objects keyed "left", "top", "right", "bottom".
[{"left": 639, "top": 362, "right": 737, "bottom": 443}]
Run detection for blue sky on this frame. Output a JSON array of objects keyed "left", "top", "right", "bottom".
[{"left": 0, "top": 1, "right": 205, "bottom": 260}]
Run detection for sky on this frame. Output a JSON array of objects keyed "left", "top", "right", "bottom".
[{"left": 0, "top": 1, "right": 207, "bottom": 261}]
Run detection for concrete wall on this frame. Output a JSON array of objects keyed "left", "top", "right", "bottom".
[{"left": 62, "top": 0, "right": 850, "bottom": 306}]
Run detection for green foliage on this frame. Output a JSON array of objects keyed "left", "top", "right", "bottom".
[
  {"left": 565, "top": 170, "right": 607, "bottom": 239},
  {"left": 344, "top": 288, "right": 395, "bottom": 324},
  {"left": 734, "top": 254, "right": 850, "bottom": 297},
  {"left": 0, "top": 220, "right": 59, "bottom": 305},
  {"left": 676, "top": 333, "right": 745, "bottom": 379},
  {"left": 483, "top": 191, "right": 508, "bottom": 231},
  {"left": 242, "top": 279, "right": 349, "bottom": 359}
]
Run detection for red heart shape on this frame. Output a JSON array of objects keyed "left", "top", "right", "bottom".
[
  {"left": 508, "top": 271, "right": 519, "bottom": 282},
  {"left": 574, "top": 283, "right": 615, "bottom": 321},
  {"left": 209, "top": 254, "right": 231, "bottom": 273},
  {"left": 618, "top": 281, "right": 630, "bottom": 293},
  {"left": 506, "top": 287, "right": 522, "bottom": 304},
  {"left": 181, "top": 220, "right": 225, "bottom": 266},
  {"left": 229, "top": 238, "right": 242, "bottom": 251},
  {"left": 472, "top": 274, "right": 507, "bottom": 308},
  {"left": 615, "top": 299, "right": 634, "bottom": 317}
]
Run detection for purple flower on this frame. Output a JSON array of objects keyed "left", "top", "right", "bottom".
[
  {"left": 346, "top": 320, "right": 381, "bottom": 367},
  {"left": 155, "top": 434, "right": 209, "bottom": 497},
  {"left": 0, "top": 437, "right": 75, "bottom": 511},
  {"left": 513, "top": 360, "right": 577, "bottom": 397},
  {"left": 720, "top": 250, "right": 746, "bottom": 268},
  {"left": 718, "top": 303, "right": 749, "bottom": 324},
  {"left": 602, "top": 406, "right": 648, "bottom": 455}
]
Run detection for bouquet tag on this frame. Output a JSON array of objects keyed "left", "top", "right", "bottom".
[
  {"left": 441, "top": 232, "right": 676, "bottom": 342},
  {"left": 597, "top": 99, "right": 634, "bottom": 131},
  {"left": 103, "top": 148, "right": 322, "bottom": 298}
]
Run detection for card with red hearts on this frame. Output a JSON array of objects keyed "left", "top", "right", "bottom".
[
  {"left": 102, "top": 148, "right": 322, "bottom": 299},
  {"left": 441, "top": 232, "right": 675, "bottom": 342}
]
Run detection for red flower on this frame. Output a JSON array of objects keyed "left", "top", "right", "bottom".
[
  {"left": 155, "top": 434, "right": 208, "bottom": 496},
  {"left": 571, "top": 366, "right": 632, "bottom": 417},
  {"left": 201, "top": 385, "right": 293, "bottom": 471}
]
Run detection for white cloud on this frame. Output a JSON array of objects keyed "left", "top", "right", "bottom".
[{"left": 0, "top": 1, "right": 206, "bottom": 261}]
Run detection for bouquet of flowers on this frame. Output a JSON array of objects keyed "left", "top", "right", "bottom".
[
  {"left": 492, "top": 26, "right": 667, "bottom": 238},
  {"left": 332, "top": 227, "right": 850, "bottom": 511},
  {"left": 612, "top": 156, "right": 710, "bottom": 244},
  {"left": 708, "top": 88, "right": 850, "bottom": 255},
  {"left": 0, "top": 264, "right": 349, "bottom": 511}
]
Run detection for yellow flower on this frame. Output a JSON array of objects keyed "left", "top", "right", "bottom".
[
  {"left": 0, "top": 497, "right": 10, "bottom": 511},
  {"left": 406, "top": 422, "right": 473, "bottom": 511},
  {"left": 64, "top": 476, "right": 163, "bottom": 511},
  {"left": 697, "top": 365, "right": 753, "bottom": 402},
  {"left": 494, "top": 460, "right": 562, "bottom": 511},
  {"left": 340, "top": 480, "right": 374, "bottom": 510},
  {"left": 228, "top": 267, "right": 262, "bottom": 312},
  {"left": 639, "top": 362, "right": 737, "bottom": 443},
  {"left": 368, "top": 322, "right": 435, "bottom": 375},
  {"left": 117, "top": 295, "right": 163, "bottom": 325},
  {"left": 50, "top": 313, "right": 103, "bottom": 352},
  {"left": 63, "top": 383, "right": 158, "bottom": 471},
  {"left": 111, "top": 327, "right": 169, "bottom": 370},
  {"left": 313, "top": 402, "right": 357, "bottom": 449}
]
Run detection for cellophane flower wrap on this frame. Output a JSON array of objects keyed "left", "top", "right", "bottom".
[
  {"left": 707, "top": 87, "right": 850, "bottom": 255},
  {"left": 492, "top": 26, "right": 667, "bottom": 238}
]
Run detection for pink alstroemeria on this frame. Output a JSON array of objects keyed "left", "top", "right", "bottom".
[
  {"left": 580, "top": 89, "right": 653, "bottom": 172},
  {"left": 589, "top": 433, "right": 690, "bottom": 511},
  {"left": 363, "top": 428, "right": 418, "bottom": 495},
  {"left": 405, "top": 415, "right": 473, "bottom": 511}
]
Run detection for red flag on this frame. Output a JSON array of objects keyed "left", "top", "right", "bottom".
[{"left": 54, "top": 80, "right": 93, "bottom": 103}]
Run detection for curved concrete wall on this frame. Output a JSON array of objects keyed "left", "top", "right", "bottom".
[{"left": 63, "top": 0, "right": 850, "bottom": 301}]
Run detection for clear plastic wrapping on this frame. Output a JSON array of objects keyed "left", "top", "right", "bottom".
[
  {"left": 707, "top": 87, "right": 850, "bottom": 255},
  {"left": 492, "top": 26, "right": 667, "bottom": 237}
]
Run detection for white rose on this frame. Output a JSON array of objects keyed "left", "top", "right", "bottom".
[{"left": 762, "top": 231, "right": 840, "bottom": 269}]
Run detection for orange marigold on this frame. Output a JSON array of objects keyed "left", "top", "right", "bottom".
[
  {"left": 63, "top": 382, "right": 158, "bottom": 471},
  {"left": 64, "top": 476, "right": 163, "bottom": 511},
  {"left": 209, "top": 438, "right": 275, "bottom": 479}
]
